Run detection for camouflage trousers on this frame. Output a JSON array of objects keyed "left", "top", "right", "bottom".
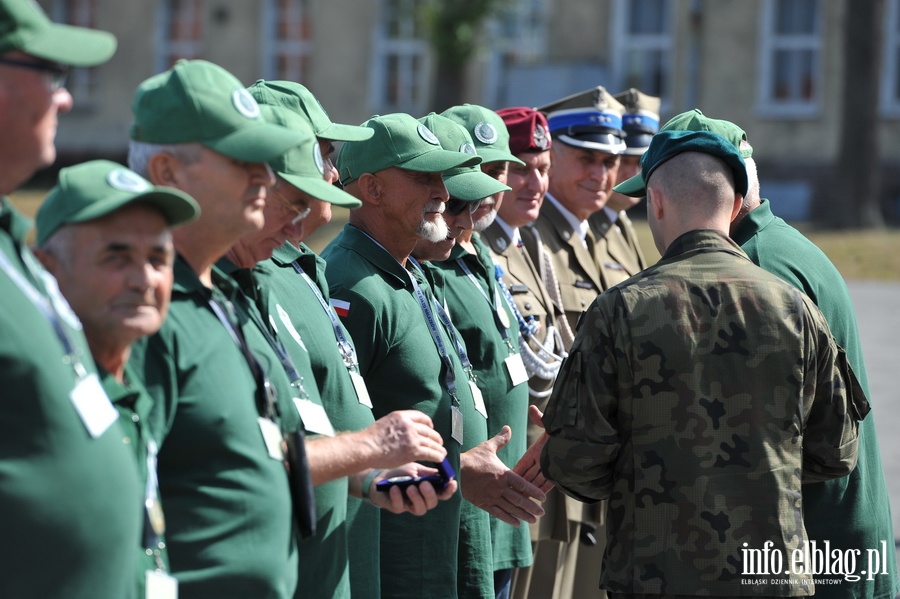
[{"left": 609, "top": 594, "right": 786, "bottom": 599}]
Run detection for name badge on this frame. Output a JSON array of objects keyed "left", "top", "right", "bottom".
[
  {"left": 574, "top": 280, "right": 595, "bottom": 290},
  {"left": 469, "top": 381, "right": 488, "bottom": 419},
  {"left": 70, "top": 372, "right": 118, "bottom": 438},
  {"left": 504, "top": 354, "right": 529, "bottom": 387},
  {"left": 451, "top": 403, "right": 464, "bottom": 445},
  {"left": 258, "top": 417, "right": 285, "bottom": 460},
  {"left": 146, "top": 570, "right": 178, "bottom": 599},
  {"left": 294, "top": 398, "right": 336, "bottom": 437},
  {"left": 349, "top": 370, "right": 373, "bottom": 408}
]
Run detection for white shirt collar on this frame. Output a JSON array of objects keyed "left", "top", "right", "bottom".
[
  {"left": 495, "top": 217, "right": 521, "bottom": 247},
  {"left": 545, "top": 192, "right": 589, "bottom": 241}
]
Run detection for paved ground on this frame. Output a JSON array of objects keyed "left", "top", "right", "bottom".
[{"left": 846, "top": 280, "right": 900, "bottom": 585}]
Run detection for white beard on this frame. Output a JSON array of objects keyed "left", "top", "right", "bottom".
[{"left": 416, "top": 200, "right": 449, "bottom": 242}]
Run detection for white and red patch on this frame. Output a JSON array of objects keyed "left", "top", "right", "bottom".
[{"left": 330, "top": 298, "right": 350, "bottom": 318}]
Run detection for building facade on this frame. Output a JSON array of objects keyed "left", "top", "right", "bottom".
[{"left": 44, "top": 0, "right": 900, "bottom": 221}]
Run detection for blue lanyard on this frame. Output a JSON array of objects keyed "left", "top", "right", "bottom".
[
  {"left": 494, "top": 263, "right": 539, "bottom": 337},
  {"left": 291, "top": 261, "right": 359, "bottom": 371},
  {"left": 455, "top": 257, "right": 515, "bottom": 348}
]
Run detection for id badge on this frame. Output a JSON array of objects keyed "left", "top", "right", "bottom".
[
  {"left": 469, "top": 381, "right": 488, "bottom": 419},
  {"left": 349, "top": 370, "right": 373, "bottom": 408},
  {"left": 146, "top": 570, "right": 178, "bottom": 599},
  {"left": 504, "top": 354, "right": 529, "bottom": 387},
  {"left": 451, "top": 403, "right": 464, "bottom": 445},
  {"left": 293, "top": 398, "right": 336, "bottom": 437},
  {"left": 70, "top": 372, "right": 118, "bottom": 438},
  {"left": 258, "top": 417, "right": 285, "bottom": 460}
]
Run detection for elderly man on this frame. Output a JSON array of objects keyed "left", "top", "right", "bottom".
[
  {"left": 224, "top": 102, "right": 456, "bottom": 599},
  {"left": 542, "top": 129, "right": 869, "bottom": 598},
  {"left": 535, "top": 86, "right": 628, "bottom": 330},
  {"left": 322, "top": 112, "right": 548, "bottom": 598},
  {"left": 34, "top": 160, "right": 199, "bottom": 598},
  {"left": 0, "top": 3, "right": 144, "bottom": 598},
  {"left": 633, "top": 108, "right": 899, "bottom": 599},
  {"left": 126, "top": 59, "right": 309, "bottom": 599}
]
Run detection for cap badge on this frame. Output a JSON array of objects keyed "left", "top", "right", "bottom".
[
  {"left": 474, "top": 122, "right": 498, "bottom": 144},
  {"left": 232, "top": 88, "right": 261, "bottom": 119},
  {"left": 417, "top": 124, "right": 440, "bottom": 145},
  {"left": 313, "top": 143, "right": 325, "bottom": 175},
  {"left": 459, "top": 142, "right": 477, "bottom": 155},
  {"left": 533, "top": 124, "right": 550, "bottom": 150},
  {"left": 107, "top": 169, "right": 151, "bottom": 193}
]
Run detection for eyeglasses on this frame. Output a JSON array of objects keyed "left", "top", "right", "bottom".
[
  {"left": 271, "top": 182, "right": 312, "bottom": 225},
  {"left": 0, "top": 57, "right": 69, "bottom": 91},
  {"left": 444, "top": 197, "right": 484, "bottom": 216}
]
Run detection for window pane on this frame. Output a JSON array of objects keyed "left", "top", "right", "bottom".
[
  {"left": 895, "top": 46, "right": 900, "bottom": 102},
  {"left": 629, "top": 0, "right": 667, "bottom": 34},
  {"left": 775, "top": 0, "right": 816, "bottom": 35},
  {"left": 772, "top": 49, "right": 815, "bottom": 101},
  {"left": 625, "top": 49, "right": 665, "bottom": 96}
]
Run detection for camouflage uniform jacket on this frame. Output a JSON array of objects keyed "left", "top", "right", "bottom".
[{"left": 541, "top": 229, "right": 870, "bottom": 597}]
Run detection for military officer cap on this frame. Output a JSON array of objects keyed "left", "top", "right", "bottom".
[
  {"left": 336, "top": 113, "right": 481, "bottom": 186},
  {"left": 419, "top": 113, "right": 510, "bottom": 202},
  {"left": 130, "top": 59, "right": 305, "bottom": 164},
  {"left": 440, "top": 104, "right": 525, "bottom": 166},
  {"left": 0, "top": 0, "right": 116, "bottom": 66},
  {"left": 36, "top": 160, "right": 199, "bottom": 245},
  {"left": 613, "top": 129, "right": 748, "bottom": 198},
  {"left": 614, "top": 88, "right": 661, "bottom": 156},
  {"left": 247, "top": 79, "right": 374, "bottom": 142},
  {"left": 536, "top": 86, "right": 626, "bottom": 154},
  {"left": 496, "top": 107, "right": 552, "bottom": 156}
]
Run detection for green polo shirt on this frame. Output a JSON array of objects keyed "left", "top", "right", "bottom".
[
  {"left": 733, "top": 199, "right": 899, "bottom": 599},
  {"left": 101, "top": 362, "right": 172, "bottom": 598},
  {"left": 130, "top": 256, "right": 298, "bottom": 599},
  {"left": 259, "top": 241, "right": 380, "bottom": 599},
  {"left": 427, "top": 235, "right": 532, "bottom": 572},
  {"left": 322, "top": 224, "right": 493, "bottom": 599},
  {"left": 226, "top": 248, "right": 358, "bottom": 599},
  {"left": 0, "top": 198, "right": 142, "bottom": 599}
]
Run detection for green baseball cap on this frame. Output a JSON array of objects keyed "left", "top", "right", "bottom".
[
  {"left": 261, "top": 105, "right": 361, "bottom": 209},
  {"left": 612, "top": 130, "right": 748, "bottom": 199},
  {"left": 440, "top": 104, "right": 525, "bottom": 166},
  {"left": 661, "top": 109, "right": 752, "bottom": 158},
  {"left": 247, "top": 79, "right": 374, "bottom": 142},
  {"left": 419, "top": 113, "right": 510, "bottom": 202},
  {"left": 130, "top": 60, "right": 305, "bottom": 163},
  {"left": 0, "top": 0, "right": 116, "bottom": 67},
  {"left": 36, "top": 159, "right": 199, "bottom": 246},
  {"left": 336, "top": 113, "right": 481, "bottom": 186}
]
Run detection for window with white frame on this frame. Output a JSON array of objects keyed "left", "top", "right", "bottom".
[
  {"left": 611, "top": 0, "right": 673, "bottom": 103},
  {"left": 261, "top": 0, "right": 312, "bottom": 82},
  {"left": 369, "top": 0, "right": 430, "bottom": 115},
  {"left": 881, "top": 0, "right": 900, "bottom": 115},
  {"left": 51, "top": 0, "right": 99, "bottom": 105},
  {"left": 758, "top": 0, "right": 821, "bottom": 117},
  {"left": 482, "top": 0, "right": 548, "bottom": 107},
  {"left": 156, "top": 0, "right": 204, "bottom": 75}
]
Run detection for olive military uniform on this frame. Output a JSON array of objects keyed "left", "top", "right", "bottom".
[
  {"left": 0, "top": 199, "right": 143, "bottom": 599},
  {"left": 323, "top": 224, "right": 493, "bottom": 599},
  {"left": 734, "top": 199, "right": 899, "bottom": 599},
  {"left": 427, "top": 235, "right": 532, "bottom": 573},
  {"left": 588, "top": 208, "right": 647, "bottom": 281},
  {"left": 542, "top": 230, "right": 869, "bottom": 597},
  {"left": 131, "top": 256, "right": 298, "bottom": 599}
]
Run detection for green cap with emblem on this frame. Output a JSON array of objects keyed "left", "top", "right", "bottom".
[
  {"left": 0, "top": 0, "right": 116, "bottom": 66},
  {"left": 336, "top": 112, "right": 481, "bottom": 186},
  {"left": 418, "top": 113, "right": 510, "bottom": 202},
  {"left": 247, "top": 79, "right": 374, "bottom": 142},
  {"left": 440, "top": 104, "right": 525, "bottom": 166},
  {"left": 261, "top": 104, "right": 361, "bottom": 208},
  {"left": 35, "top": 159, "right": 199, "bottom": 246},
  {"left": 130, "top": 59, "right": 304, "bottom": 163},
  {"left": 613, "top": 129, "right": 748, "bottom": 199}
]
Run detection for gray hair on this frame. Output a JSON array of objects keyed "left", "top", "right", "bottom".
[
  {"left": 37, "top": 225, "right": 76, "bottom": 271},
  {"left": 127, "top": 141, "right": 202, "bottom": 178}
]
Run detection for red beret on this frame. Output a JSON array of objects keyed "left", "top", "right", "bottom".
[{"left": 496, "top": 107, "right": 551, "bottom": 156}]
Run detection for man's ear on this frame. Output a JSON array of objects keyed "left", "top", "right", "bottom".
[
  {"left": 647, "top": 187, "right": 664, "bottom": 220},
  {"left": 356, "top": 173, "right": 382, "bottom": 207},
  {"left": 147, "top": 152, "right": 181, "bottom": 187},
  {"left": 31, "top": 247, "right": 59, "bottom": 276},
  {"left": 729, "top": 193, "right": 743, "bottom": 222}
]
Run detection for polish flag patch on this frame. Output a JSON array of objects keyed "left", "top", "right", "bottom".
[{"left": 330, "top": 298, "right": 350, "bottom": 318}]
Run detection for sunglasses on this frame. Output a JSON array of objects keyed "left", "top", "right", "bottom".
[
  {"left": 444, "top": 197, "right": 484, "bottom": 216},
  {"left": 0, "top": 57, "right": 68, "bottom": 91}
]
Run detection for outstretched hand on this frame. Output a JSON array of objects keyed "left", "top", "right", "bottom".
[
  {"left": 512, "top": 405, "right": 554, "bottom": 493},
  {"left": 460, "top": 425, "right": 547, "bottom": 526}
]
